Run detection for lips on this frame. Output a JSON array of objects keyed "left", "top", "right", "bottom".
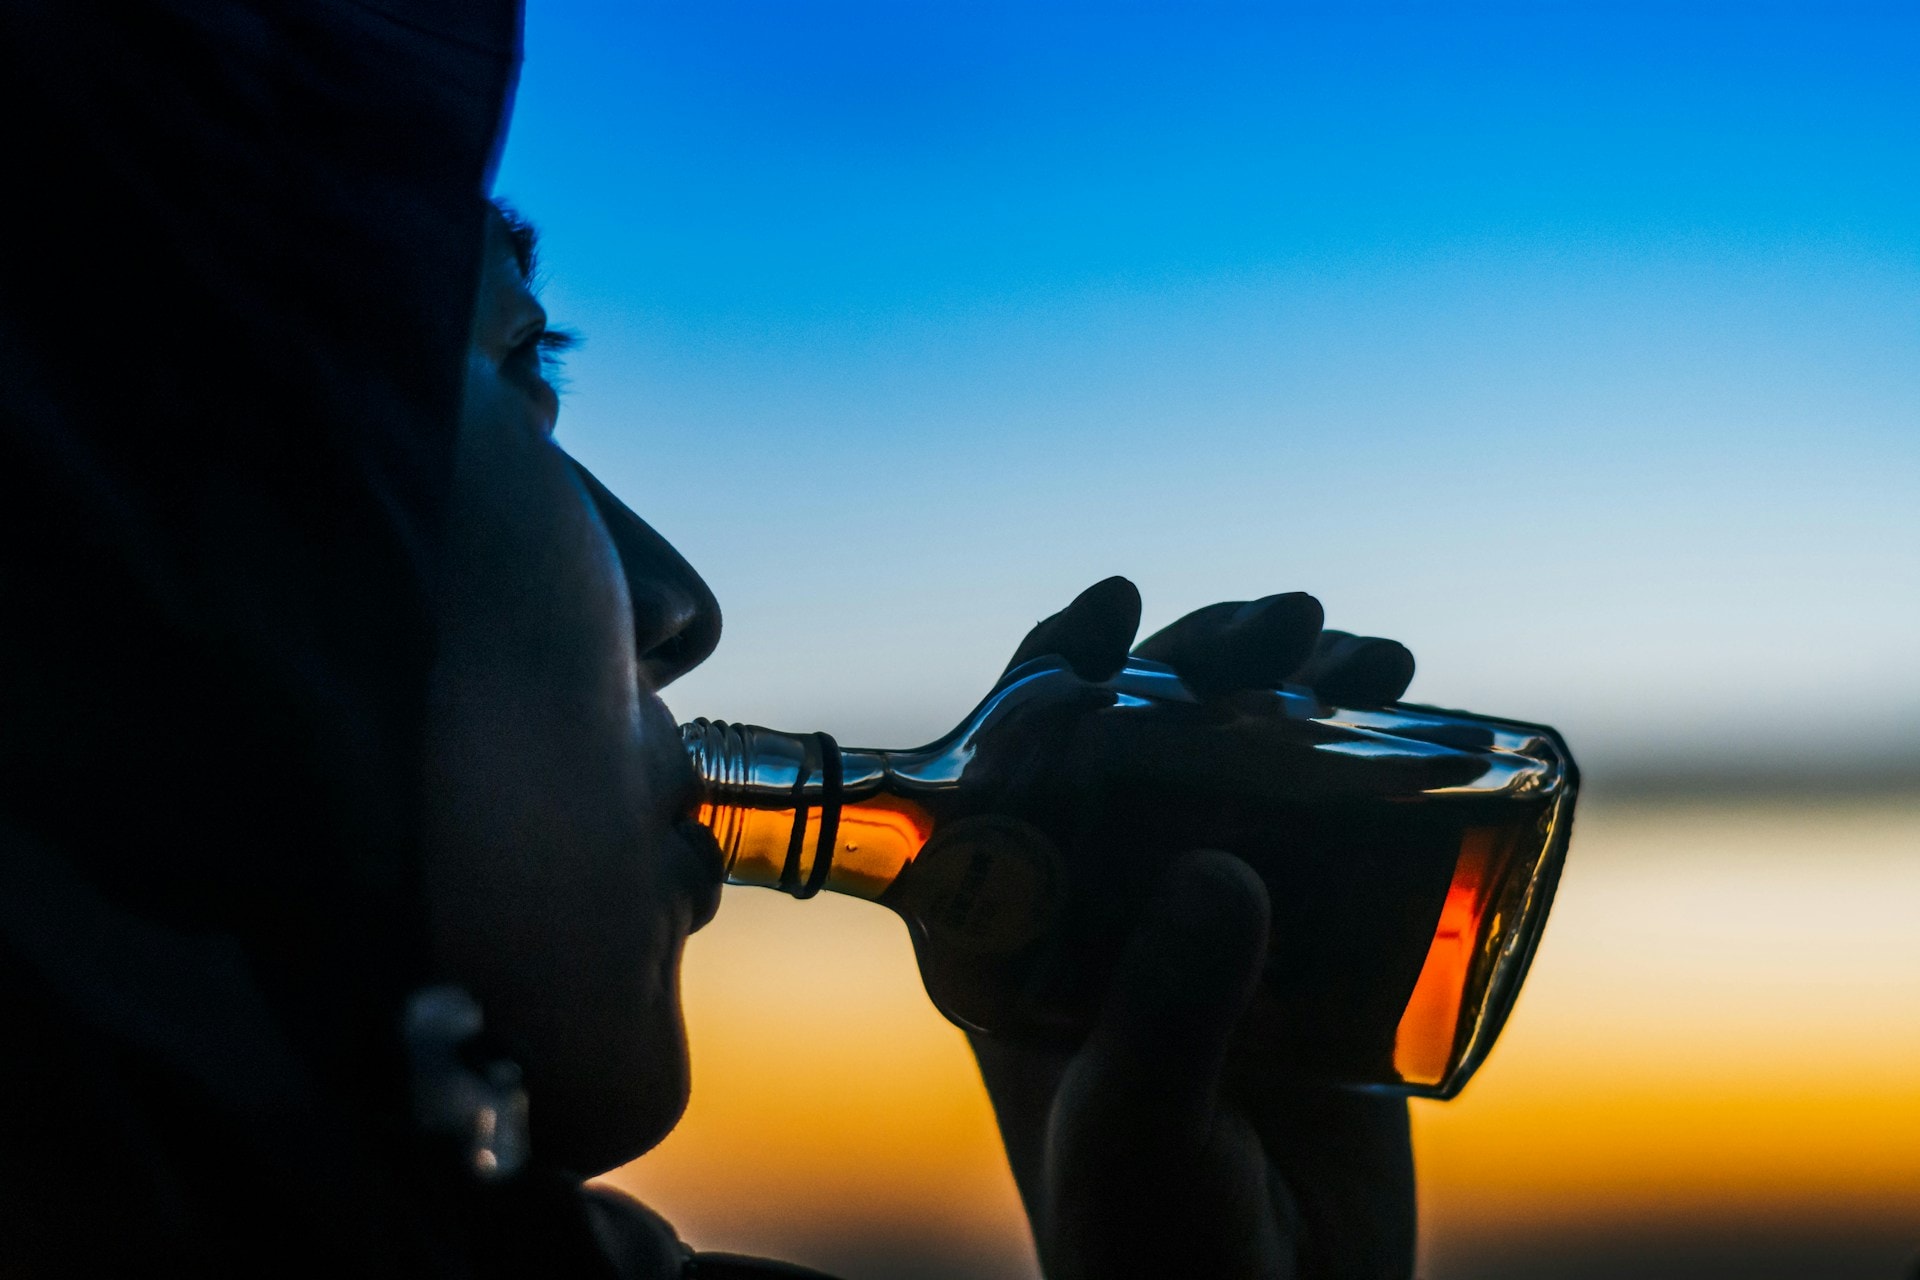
[{"left": 673, "top": 814, "right": 726, "bottom": 931}]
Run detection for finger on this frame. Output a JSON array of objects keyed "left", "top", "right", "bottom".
[
  {"left": 1073, "top": 850, "right": 1269, "bottom": 1141},
  {"left": 1232, "top": 1085, "right": 1417, "bottom": 1278},
  {"left": 1003, "top": 575, "right": 1142, "bottom": 683},
  {"left": 1133, "top": 592, "right": 1324, "bottom": 696},
  {"left": 1294, "top": 629, "right": 1416, "bottom": 706}
]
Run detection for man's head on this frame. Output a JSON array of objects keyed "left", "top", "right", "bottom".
[{"left": 419, "top": 203, "right": 724, "bottom": 1174}]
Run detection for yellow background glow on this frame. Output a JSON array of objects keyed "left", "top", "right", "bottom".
[{"left": 606, "top": 797, "right": 1920, "bottom": 1277}]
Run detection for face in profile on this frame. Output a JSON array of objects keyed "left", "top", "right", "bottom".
[{"left": 420, "top": 206, "right": 724, "bottom": 1175}]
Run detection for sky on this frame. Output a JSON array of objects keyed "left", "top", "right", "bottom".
[
  {"left": 494, "top": 2, "right": 1920, "bottom": 769},
  {"left": 491, "top": 8, "right": 1920, "bottom": 1276}
]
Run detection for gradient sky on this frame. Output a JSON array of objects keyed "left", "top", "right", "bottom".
[{"left": 494, "top": 2, "right": 1919, "bottom": 769}]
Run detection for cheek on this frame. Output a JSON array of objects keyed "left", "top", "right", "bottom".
[
  {"left": 453, "top": 363, "right": 641, "bottom": 708},
  {"left": 424, "top": 373, "right": 692, "bottom": 1148}
]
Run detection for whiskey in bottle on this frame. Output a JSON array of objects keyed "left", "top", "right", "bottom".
[{"left": 681, "top": 655, "right": 1576, "bottom": 1099}]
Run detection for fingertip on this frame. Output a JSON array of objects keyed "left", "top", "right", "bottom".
[
  {"left": 1072, "top": 575, "right": 1142, "bottom": 627},
  {"left": 1081, "top": 850, "right": 1271, "bottom": 1116},
  {"left": 1111, "top": 849, "right": 1270, "bottom": 1023},
  {"left": 1221, "top": 592, "right": 1323, "bottom": 686},
  {"left": 1079, "top": 574, "right": 1140, "bottom": 603},
  {"left": 1231, "top": 591, "right": 1323, "bottom": 637},
  {"left": 1004, "top": 576, "right": 1143, "bottom": 680},
  {"left": 1059, "top": 575, "right": 1141, "bottom": 681},
  {"left": 1158, "top": 849, "right": 1271, "bottom": 956},
  {"left": 1319, "top": 637, "right": 1416, "bottom": 706},
  {"left": 1371, "top": 639, "right": 1416, "bottom": 698}
]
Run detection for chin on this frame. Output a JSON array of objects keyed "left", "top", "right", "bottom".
[
  {"left": 532, "top": 1025, "right": 691, "bottom": 1177},
  {"left": 524, "top": 951, "right": 694, "bottom": 1177}
]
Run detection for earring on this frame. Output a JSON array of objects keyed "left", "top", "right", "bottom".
[{"left": 403, "top": 984, "right": 530, "bottom": 1181}]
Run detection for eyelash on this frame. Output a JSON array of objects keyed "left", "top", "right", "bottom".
[
  {"left": 538, "top": 326, "right": 579, "bottom": 364},
  {"left": 514, "top": 326, "right": 580, "bottom": 383}
]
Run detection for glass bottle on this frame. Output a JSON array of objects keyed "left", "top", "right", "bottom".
[{"left": 682, "top": 656, "right": 1576, "bottom": 1099}]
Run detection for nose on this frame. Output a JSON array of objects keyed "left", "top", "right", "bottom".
[{"left": 569, "top": 460, "right": 722, "bottom": 690}]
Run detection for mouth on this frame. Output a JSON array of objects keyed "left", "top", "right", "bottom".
[
  {"left": 673, "top": 814, "right": 726, "bottom": 932},
  {"left": 648, "top": 693, "right": 727, "bottom": 931}
]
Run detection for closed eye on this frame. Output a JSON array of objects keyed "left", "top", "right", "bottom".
[
  {"left": 534, "top": 325, "right": 580, "bottom": 372},
  {"left": 519, "top": 326, "right": 580, "bottom": 397},
  {"left": 504, "top": 326, "right": 578, "bottom": 393}
]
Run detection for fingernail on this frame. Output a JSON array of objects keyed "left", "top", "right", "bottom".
[{"left": 1061, "top": 576, "right": 1141, "bottom": 680}]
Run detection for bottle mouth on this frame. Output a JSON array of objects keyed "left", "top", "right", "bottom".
[
  {"left": 681, "top": 719, "right": 845, "bottom": 898},
  {"left": 681, "top": 718, "right": 748, "bottom": 804},
  {"left": 680, "top": 719, "right": 749, "bottom": 881}
]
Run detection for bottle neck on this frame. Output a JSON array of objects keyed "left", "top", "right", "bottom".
[{"left": 682, "top": 720, "right": 932, "bottom": 902}]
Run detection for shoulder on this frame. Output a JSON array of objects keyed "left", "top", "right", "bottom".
[
  {"left": 686, "top": 1254, "right": 848, "bottom": 1280},
  {"left": 583, "top": 1188, "right": 845, "bottom": 1280}
]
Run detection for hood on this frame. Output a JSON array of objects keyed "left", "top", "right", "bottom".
[{"left": 0, "top": 0, "right": 522, "bottom": 1272}]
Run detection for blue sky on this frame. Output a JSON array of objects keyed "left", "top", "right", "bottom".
[{"left": 495, "top": 3, "right": 1919, "bottom": 769}]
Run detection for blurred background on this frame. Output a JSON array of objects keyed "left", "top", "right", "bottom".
[{"left": 494, "top": 3, "right": 1919, "bottom": 1276}]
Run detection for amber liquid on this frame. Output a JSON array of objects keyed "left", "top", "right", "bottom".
[{"left": 699, "top": 784, "right": 1566, "bottom": 1095}]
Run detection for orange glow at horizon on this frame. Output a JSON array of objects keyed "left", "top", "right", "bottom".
[{"left": 608, "top": 797, "right": 1920, "bottom": 1278}]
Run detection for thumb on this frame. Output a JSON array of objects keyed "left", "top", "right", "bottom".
[{"left": 1075, "top": 850, "right": 1270, "bottom": 1141}]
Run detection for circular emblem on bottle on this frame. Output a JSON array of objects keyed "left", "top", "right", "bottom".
[{"left": 899, "top": 815, "right": 1062, "bottom": 957}]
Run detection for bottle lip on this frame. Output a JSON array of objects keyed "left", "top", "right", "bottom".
[
  {"left": 677, "top": 720, "right": 852, "bottom": 900},
  {"left": 680, "top": 718, "right": 746, "bottom": 799}
]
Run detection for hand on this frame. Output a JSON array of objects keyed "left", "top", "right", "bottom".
[
  {"left": 1001, "top": 575, "right": 1415, "bottom": 707},
  {"left": 972, "top": 577, "right": 1418, "bottom": 1280}
]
